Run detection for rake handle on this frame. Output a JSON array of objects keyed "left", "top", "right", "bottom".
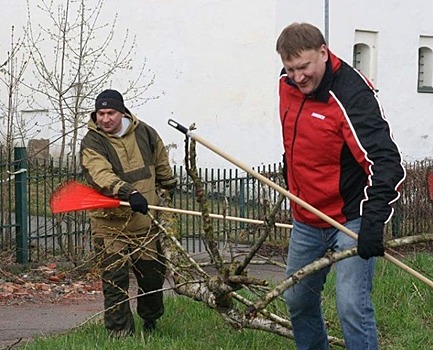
[
  {"left": 168, "top": 119, "right": 433, "bottom": 290},
  {"left": 119, "top": 201, "right": 292, "bottom": 229},
  {"left": 168, "top": 119, "right": 190, "bottom": 135}
]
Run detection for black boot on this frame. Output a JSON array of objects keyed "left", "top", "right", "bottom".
[{"left": 142, "top": 319, "right": 157, "bottom": 332}]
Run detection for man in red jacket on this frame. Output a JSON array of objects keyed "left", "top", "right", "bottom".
[{"left": 276, "top": 23, "right": 405, "bottom": 350}]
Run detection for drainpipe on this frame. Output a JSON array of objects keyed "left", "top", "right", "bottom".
[{"left": 324, "top": 0, "right": 329, "bottom": 44}]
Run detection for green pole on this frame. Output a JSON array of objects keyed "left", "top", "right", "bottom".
[{"left": 15, "top": 147, "right": 28, "bottom": 263}]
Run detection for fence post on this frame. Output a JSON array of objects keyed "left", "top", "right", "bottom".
[
  {"left": 239, "top": 177, "right": 245, "bottom": 229},
  {"left": 14, "top": 147, "right": 29, "bottom": 263}
]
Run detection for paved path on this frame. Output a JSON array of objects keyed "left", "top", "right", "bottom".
[{"left": 0, "top": 297, "right": 104, "bottom": 348}]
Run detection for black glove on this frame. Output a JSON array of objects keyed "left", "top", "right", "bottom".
[
  {"left": 129, "top": 191, "right": 148, "bottom": 214},
  {"left": 357, "top": 218, "right": 385, "bottom": 259}
]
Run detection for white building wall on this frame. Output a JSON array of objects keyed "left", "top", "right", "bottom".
[{"left": 1, "top": 0, "right": 432, "bottom": 167}]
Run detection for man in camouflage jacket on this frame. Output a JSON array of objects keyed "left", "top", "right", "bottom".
[{"left": 80, "top": 89, "right": 176, "bottom": 336}]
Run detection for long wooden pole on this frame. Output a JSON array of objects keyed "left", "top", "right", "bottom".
[
  {"left": 168, "top": 119, "right": 433, "bottom": 290},
  {"left": 119, "top": 201, "right": 292, "bottom": 229}
]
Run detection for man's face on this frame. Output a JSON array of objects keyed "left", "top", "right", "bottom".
[
  {"left": 281, "top": 45, "right": 328, "bottom": 95},
  {"left": 95, "top": 108, "right": 123, "bottom": 134}
]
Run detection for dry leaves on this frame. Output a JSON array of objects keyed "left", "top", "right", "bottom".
[{"left": 0, "top": 263, "right": 102, "bottom": 305}]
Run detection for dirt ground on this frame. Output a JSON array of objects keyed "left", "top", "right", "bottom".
[{"left": 0, "top": 262, "right": 105, "bottom": 348}]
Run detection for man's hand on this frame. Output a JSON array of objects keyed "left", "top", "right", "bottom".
[
  {"left": 357, "top": 218, "right": 385, "bottom": 259},
  {"left": 129, "top": 191, "right": 148, "bottom": 214}
]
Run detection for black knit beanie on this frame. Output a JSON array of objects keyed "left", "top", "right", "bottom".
[{"left": 95, "top": 89, "right": 125, "bottom": 113}]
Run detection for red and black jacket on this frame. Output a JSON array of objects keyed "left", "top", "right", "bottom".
[{"left": 280, "top": 50, "right": 406, "bottom": 228}]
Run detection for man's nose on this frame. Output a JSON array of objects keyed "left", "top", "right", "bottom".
[{"left": 294, "top": 70, "right": 304, "bottom": 83}]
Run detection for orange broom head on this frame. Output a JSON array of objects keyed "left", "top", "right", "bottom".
[{"left": 50, "top": 181, "right": 121, "bottom": 213}]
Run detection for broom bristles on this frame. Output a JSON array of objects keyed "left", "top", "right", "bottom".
[{"left": 50, "top": 181, "right": 121, "bottom": 213}]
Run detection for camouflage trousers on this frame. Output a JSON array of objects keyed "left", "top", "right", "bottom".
[{"left": 94, "top": 234, "right": 167, "bottom": 335}]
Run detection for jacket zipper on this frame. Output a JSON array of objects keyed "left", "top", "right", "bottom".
[{"left": 289, "top": 97, "right": 307, "bottom": 196}]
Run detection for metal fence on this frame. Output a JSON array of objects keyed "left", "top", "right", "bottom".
[
  {"left": 1, "top": 146, "right": 432, "bottom": 264},
  {"left": 173, "top": 164, "right": 291, "bottom": 253},
  {"left": 393, "top": 159, "right": 433, "bottom": 237}
]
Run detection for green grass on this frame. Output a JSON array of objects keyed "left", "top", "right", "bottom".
[
  {"left": 19, "top": 253, "right": 433, "bottom": 350},
  {"left": 322, "top": 253, "right": 433, "bottom": 350},
  {"left": 19, "top": 296, "right": 294, "bottom": 350}
]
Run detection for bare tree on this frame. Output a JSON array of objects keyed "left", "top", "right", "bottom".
[
  {"left": 20, "top": 0, "right": 156, "bottom": 258},
  {"left": 0, "top": 26, "right": 29, "bottom": 151},
  {"left": 24, "top": 0, "right": 156, "bottom": 165},
  {"left": 0, "top": 26, "right": 29, "bottom": 249}
]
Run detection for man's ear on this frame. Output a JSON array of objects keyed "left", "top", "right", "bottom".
[{"left": 319, "top": 44, "right": 329, "bottom": 62}]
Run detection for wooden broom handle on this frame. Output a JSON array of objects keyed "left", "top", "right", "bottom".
[
  {"left": 168, "top": 119, "right": 433, "bottom": 290},
  {"left": 120, "top": 201, "right": 292, "bottom": 229}
]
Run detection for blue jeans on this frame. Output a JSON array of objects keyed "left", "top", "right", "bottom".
[{"left": 284, "top": 218, "right": 378, "bottom": 350}]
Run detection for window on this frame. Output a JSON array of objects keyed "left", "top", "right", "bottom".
[
  {"left": 353, "top": 30, "right": 378, "bottom": 86},
  {"left": 353, "top": 43, "right": 371, "bottom": 77},
  {"left": 418, "top": 36, "right": 433, "bottom": 93}
]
